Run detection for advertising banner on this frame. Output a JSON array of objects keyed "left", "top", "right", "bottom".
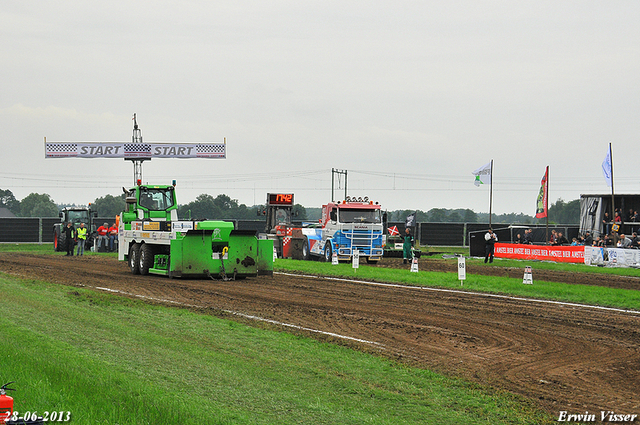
[
  {"left": 584, "top": 246, "right": 640, "bottom": 267},
  {"left": 494, "top": 243, "right": 584, "bottom": 264},
  {"left": 45, "top": 142, "right": 226, "bottom": 159}
]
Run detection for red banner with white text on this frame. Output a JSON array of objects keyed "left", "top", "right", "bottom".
[{"left": 494, "top": 243, "right": 584, "bottom": 263}]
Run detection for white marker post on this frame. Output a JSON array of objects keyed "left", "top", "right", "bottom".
[
  {"left": 458, "top": 256, "right": 466, "bottom": 286},
  {"left": 352, "top": 250, "right": 360, "bottom": 270},
  {"left": 410, "top": 257, "right": 419, "bottom": 273},
  {"left": 523, "top": 266, "right": 533, "bottom": 284}
]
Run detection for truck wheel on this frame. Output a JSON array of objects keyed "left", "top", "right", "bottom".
[
  {"left": 139, "top": 244, "right": 154, "bottom": 275},
  {"left": 324, "top": 243, "right": 332, "bottom": 262},
  {"left": 129, "top": 243, "right": 141, "bottom": 274},
  {"left": 302, "top": 237, "right": 310, "bottom": 260}
]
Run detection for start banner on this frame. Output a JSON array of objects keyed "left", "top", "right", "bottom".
[
  {"left": 494, "top": 243, "right": 584, "bottom": 263},
  {"left": 45, "top": 142, "right": 226, "bottom": 159}
]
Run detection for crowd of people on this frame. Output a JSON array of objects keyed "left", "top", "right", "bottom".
[
  {"left": 510, "top": 207, "right": 640, "bottom": 249},
  {"left": 62, "top": 221, "right": 118, "bottom": 256}
]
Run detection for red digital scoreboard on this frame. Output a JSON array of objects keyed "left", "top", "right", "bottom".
[{"left": 267, "top": 193, "right": 294, "bottom": 206}]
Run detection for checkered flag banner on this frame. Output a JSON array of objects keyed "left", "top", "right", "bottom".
[
  {"left": 46, "top": 142, "right": 226, "bottom": 159},
  {"left": 45, "top": 143, "right": 79, "bottom": 158},
  {"left": 124, "top": 143, "right": 152, "bottom": 160},
  {"left": 196, "top": 143, "right": 226, "bottom": 158}
]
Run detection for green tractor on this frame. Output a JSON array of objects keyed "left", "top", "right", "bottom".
[
  {"left": 118, "top": 182, "right": 273, "bottom": 279},
  {"left": 53, "top": 206, "right": 98, "bottom": 252}
]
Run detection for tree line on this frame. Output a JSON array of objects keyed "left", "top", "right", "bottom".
[{"left": 0, "top": 188, "right": 580, "bottom": 224}]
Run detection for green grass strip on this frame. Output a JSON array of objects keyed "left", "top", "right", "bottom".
[
  {"left": 0, "top": 273, "right": 552, "bottom": 424},
  {"left": 275, "top": 259, "right": 640, "bottom": 311}
]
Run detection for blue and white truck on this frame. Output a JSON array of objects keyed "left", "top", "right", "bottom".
[{"left": 284, "top": 197, "right": 384, "bottom": 263}]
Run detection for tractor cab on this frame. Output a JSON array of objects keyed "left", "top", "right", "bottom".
[{"left": 123, "top": 182, "right": 178, "bottom": 224}]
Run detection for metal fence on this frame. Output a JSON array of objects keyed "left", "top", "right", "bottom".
[{"left": 0, "top": 217, "right": 579, "bottom": 248}]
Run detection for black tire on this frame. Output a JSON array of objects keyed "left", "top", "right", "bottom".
[
  {"left": 85, "top": 234, "right": 94, "bottom": 251},
  {"left": 54, "top": 233, "right": 61, "bottom": 252},
  {"left": 129, "top": 243, "right": 141, "bottom": 274},
  {"left": 54, "top": 229, "right": 65, "bottom": 252},
  {"left": 324, "top": 242, "right": 332, "bottom": 262},
  {"left": 302, "top": 237, "right": 310, "bottom": 260},
  {"left": 139, "top": 244, "right": 154, "bottom": 275}
]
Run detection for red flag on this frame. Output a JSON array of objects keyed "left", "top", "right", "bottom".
[
  {"left": 535, "top": 166, "right": 549, "bottom": 219},
  {"left": 388, "top": 226, "right": 399, "bottom": 236}
]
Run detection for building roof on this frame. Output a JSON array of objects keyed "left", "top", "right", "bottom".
[{"left": 0, "top": 207, "right": 15, "bottom": 217}]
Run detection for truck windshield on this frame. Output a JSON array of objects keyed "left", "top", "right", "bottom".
[
  {"left": 338, "top": 208, "right": 381, "bottom": 224},
  {"left": 275, "top": 208, "right": 290, "bottom": 224},
  {"left": 139, "top": 188, "right": 174, "bottom": 211}
]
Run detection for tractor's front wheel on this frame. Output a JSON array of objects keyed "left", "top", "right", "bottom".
[
  {"left": 129, "top": 243, "right": 141, "bottom": 275},
  {"left": 139, "top": 244, "right": 154, "bottom": 275}
]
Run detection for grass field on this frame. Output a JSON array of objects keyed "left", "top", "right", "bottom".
[
  {"left": 3, "top": 243, "right": 634, "bottom": 424},
  {"left": 0, "top": 272, "right": 552, "bottom": 424},
  {"left": 275, "top": 258, "right": 640, "bottom": 311}
]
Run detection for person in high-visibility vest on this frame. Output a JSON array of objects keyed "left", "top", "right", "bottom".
[{"left": 75, "top": 222, "right": 88, "bottom": 256}]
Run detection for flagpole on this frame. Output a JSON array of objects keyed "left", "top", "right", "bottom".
[
  {"left": 545, "top": 166, "right": 549, "bottom": 244},
  {"left": 489, "top": 159, "right": 493, "bottom": 228},
  {"left": 609, "top": 142, "right": 615, "bottom": 220}
]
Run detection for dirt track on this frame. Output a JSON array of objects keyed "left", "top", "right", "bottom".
[{"left": 1, "top": 252, "right": 639, "bottom": 417}]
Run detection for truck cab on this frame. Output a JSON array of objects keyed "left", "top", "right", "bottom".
[{"left": 309, "top": 197, "right": 384, "bottom": 263}]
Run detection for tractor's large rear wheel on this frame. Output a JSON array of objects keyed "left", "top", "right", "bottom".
[
  {"left": 54, "top": 230, "right": 65, "bottom": 252},
  {"left": 129, "top": 243, "right": 141, "bottom": 275},
  {"left": 139, "top": 244, "right": 154, "bottom": 275}
]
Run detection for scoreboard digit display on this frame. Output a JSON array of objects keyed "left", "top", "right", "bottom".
[{"left": 268, "top": 193, "right": 294, "bottom": 206}]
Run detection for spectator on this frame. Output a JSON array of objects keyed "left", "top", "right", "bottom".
[
  {"left": 614, "top": 211, "right": 622, "bottom": 234},
  {"left": 618, "top": 233, "right": 632, "bottom": 248},
  {"left": 583, "top": 231, "right": 593, "bottom": 246},
  {"left": 602, "top": 212, "right": 611, "bottom": 235},
  {"left": 631, "top": 232, "right": 640, "bottom": 249},
  {"left": 75, "top": 222, "right": 87, "bottom": 256},
  {"left": 629, "top": 210, "right": 640, "bottom": 233},
  {"left": 108, "top": 222, "right": 118, "bottom": 252},
  {"left": 484, "top": 228, "right": 497, "bottom": 264},
  {"left": 96, "top": 222, "right": 109, "bottom": 252},
  {"left": 556, "top": 232, "right": 569, "bottom": 246},
  {"left": 570, "top": 237, "right": 579, "bottom": 246},
  {"left": 514, "top": 233, "right": 523, "bottom": 244},
  {"left": 549, "top": 229, "right": 557, "bottom": 245},
  {"left": 523, "top": 229, "right": 533, "bottom": 245},
  {"left": 64, "top": 222, "right": 75, "bottom": 256}
]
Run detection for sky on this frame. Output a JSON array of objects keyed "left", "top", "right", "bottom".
[{"left": 1, "top": 1, "right": 639, "bottom": 215}]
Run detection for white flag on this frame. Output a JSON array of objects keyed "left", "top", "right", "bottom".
[
  {"left": 472, "top": 162, "right": 491, "bottom": 187},
  {"left": 602, "top": 150, "right": 612, "bottom": 187}
]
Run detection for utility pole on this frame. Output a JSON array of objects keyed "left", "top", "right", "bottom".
[{"left": 331, "top": 168, "right": 348, "bottom": 202}]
